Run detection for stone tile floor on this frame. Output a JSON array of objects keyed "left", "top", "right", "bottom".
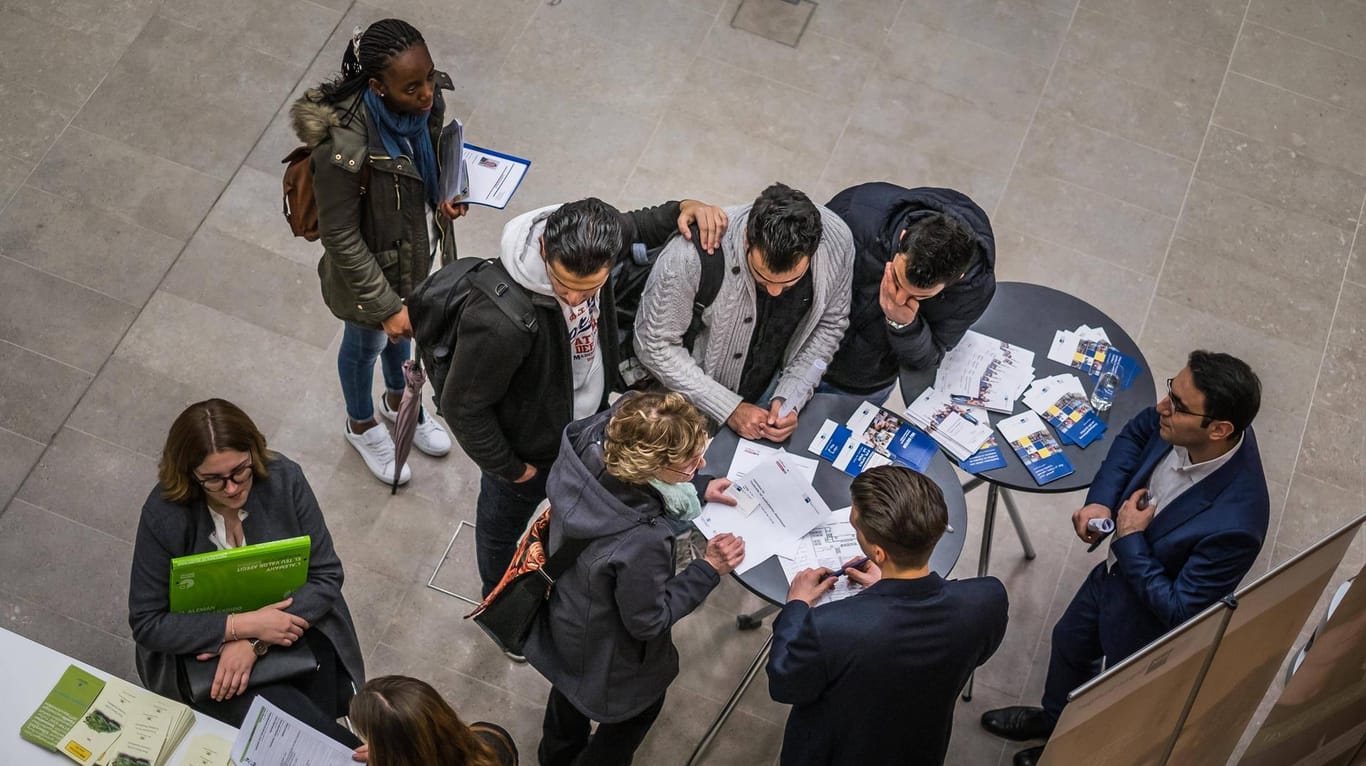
[{"left": 1, "top": 0, "right": 1364, "bottom": 764}]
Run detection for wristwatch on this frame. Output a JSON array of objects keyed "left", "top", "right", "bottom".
[
  {"left": 248, "top": 639, "right": 270, "bottom": 657},
  {"left": 886, "top": 317, "right": 911, "bottom": 331}
]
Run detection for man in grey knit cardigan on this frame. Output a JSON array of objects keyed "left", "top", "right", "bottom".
[{"left": 635, "top": 183, "right": 854, "bottom": 441}]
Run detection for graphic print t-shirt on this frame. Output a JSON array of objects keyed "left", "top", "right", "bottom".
[{"left": 562, "top": 295, "right": 604, "bottom": 419}]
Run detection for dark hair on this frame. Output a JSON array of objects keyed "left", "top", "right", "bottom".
[
  {"left": 850, "top": 465, "right": 946, "bottom": 569},
  {"left": 158, "top": 399, "right": 271, "bottom": 504},
  {"left": 349, "top": 676, "right": 498, "bottom": 766},
  {"left": 898, "top": 213, "right": 978, "bottom": 289},
  {"left": 317, "top": 19, "right": 426, "bottom": 106},
  {"left": 542, "top": 198, "right": 624, "bottom": 277},
  {"left": 1187, "top": 350, "right": 1261, "bottom": 436},
  {"left": 747, "top": 183, "right": 823, "bottom": 273}
]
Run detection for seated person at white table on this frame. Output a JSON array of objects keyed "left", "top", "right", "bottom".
[
  {"left": 768, "top": 465, "right": 1008, "bottom": 766},
  {"left": 128, "top": 398, "right": 363, "bottom": 746},
  {"left": 822, "top": 183, "right": 996, "bottom": 403},
  {"left": 982, "top": 350, "right": 1269, "bottom": 766},
  {"left": 348, "top": 675, "right": 517, "bottom": 766},
  {"left": 634, "top": 183, "right": 853, "bottom": 442},
  {"left": 522, "top": 391, "right": 745, "bottom": 766}
]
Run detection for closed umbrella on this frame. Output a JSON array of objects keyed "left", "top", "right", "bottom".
[{"left": 391, "top": 359, "right": 427, "bottom": 494}]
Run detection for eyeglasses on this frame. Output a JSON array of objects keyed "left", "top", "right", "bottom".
[
  {"left": 194, "top": 460, "right": 254, "bottom": 492},
  {"left": 1165, "top": 378, "right": 1212, "bottom": 420},
  {"left": 661, "top": 451, "right": 707, "bottom": 482}
]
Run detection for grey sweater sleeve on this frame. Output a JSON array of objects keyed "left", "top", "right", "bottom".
[
  {"left": 772, "top": 210, "right": 854, "bottom": 411},
  {"left": 634, "top": 238, "right": 745, "bottom": 422}
]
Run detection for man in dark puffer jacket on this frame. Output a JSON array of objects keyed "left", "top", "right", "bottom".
[{"left": 823, "top": 183, "right": 996, "bottom": 403}]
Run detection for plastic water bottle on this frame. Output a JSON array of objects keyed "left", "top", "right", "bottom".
[{"left": 1090, "top": 371, "right": 1118, "bottom": 412}]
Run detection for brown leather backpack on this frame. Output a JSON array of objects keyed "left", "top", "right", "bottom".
[{"left": 281, "top": 145, "right": 369, "bottom": 241}]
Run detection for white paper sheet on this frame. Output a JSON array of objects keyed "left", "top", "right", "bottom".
[
  {"left": 231, "top": 696, "right": 353, "bottom": 766},
  {"left": 778, "top": 507, "right": 865, "bottom": 606},
  {"left": 697, "top": 451, "right": 832, "bottom": 574}
]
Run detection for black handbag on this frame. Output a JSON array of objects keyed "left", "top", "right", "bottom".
[
  {"left": 466, "top": 507, "right": 590, "bottom": 654},
  {"left": 181, "top": 639, "right": 319, "bottom": 703}
]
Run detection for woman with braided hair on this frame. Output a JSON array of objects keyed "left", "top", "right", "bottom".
[
  {"left": 520, "top": 392, "right": 746, "bottom": 765},
  {"left": 291, "top": 19, "right": 461, "bottom": 487}
]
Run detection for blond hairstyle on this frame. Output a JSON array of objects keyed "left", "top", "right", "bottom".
[
  {"left": 158, "top": 399, "right": 271, "bottom": 504},
  {"left": 603, "top": 391, "right": 709, "bottom": 484},
  {"left": 349, "top": 676, "right": 498, "bottom": 766}
]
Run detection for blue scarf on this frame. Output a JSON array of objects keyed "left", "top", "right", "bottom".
[{"left": 362, "top": 89, "right": 440, "bottom": 207}]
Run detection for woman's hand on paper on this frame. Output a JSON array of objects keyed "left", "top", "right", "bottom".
[
  {"left": 703, "top": 532, "right": 745, "bottom": 576},
  {"left": 242, "top": 598, "right": 309, "bottom": 645},
  {"left": 209, "top": 640, "right": 257, "bottom": 702},
  {"left": 703, "top": 478, "right": 736, "bottom": 505},
  {"left": 439, "top": 200, "right": 469, "bottom": 220}
]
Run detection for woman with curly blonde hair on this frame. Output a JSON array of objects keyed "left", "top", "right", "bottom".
[{"left": 521, "top": 392, "right": 746, "bottom": 765}]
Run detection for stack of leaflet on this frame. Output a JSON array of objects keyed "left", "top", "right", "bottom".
[
  {"left": 997, "top": 411, "right": 1075, "bottom": 485},
  {"left": 955, "top": 403, "right": 1008, "bottom": 474},
  {"left": 904, "top": 387, "right": 994, "bottom": 462},
  {"left": 1022, "top": 374, "right": 1107, "bottom": 448},
  {"left": 22, "top": 667, "right": 196, "bottom": 766},
  {"left": 807, "top": 401, "right": 938, "bottom": 476},
  {"left": 934, "top": 330, "right": 1037, "bottom": 412},
  {"left": 1047, "top": 325, "right": 1142, "bottom": 388}
]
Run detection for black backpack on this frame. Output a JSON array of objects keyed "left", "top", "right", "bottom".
[
  {"left": 408, "top": 258, "right": 537, "bottom": 415},
  {"left": 612, "top": 223, "right": 726, "bottom": 389}
]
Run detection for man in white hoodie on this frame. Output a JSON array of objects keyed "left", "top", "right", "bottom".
[{"left": 443, "top": 197, "right": 728, "bottom": 603}]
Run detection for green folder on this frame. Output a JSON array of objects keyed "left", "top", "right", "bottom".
[
  {"left": 169, "top": 536, "right": 311, "bottom": 614},
  {"left": 21, "top": 664, "right": 105, "bottom": 751}
]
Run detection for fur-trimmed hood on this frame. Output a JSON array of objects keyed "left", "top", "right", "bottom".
[{"left": 290, "top": 88, "right": 352, "bottom": 149}]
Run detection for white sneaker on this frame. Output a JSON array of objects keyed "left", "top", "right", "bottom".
[
  {"left": 345, "top": 420, "right": 412, "bottom": 485},
  {"left": 378, "top": 396, "right": 452, "bottom": 457}
]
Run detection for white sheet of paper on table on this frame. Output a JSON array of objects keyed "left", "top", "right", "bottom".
[
  {"left": 232, "top": 695, "right": 354, "bottom": 766},
  {"left": 697, "top": 450, "right": 832, "bottom": 574},
  {"left": 726, "top": 439, "right": 818, "bottom": 483},
  {"left": 778, "top": 507, "right": 865, "bottom": 606}
]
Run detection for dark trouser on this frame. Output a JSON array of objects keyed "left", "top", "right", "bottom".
[
  {"left": 190, "top": 630, "right": 361, "bottom": 748},
  {"left": 476, "top": 468, "right": 549, "bottom": 597},
  {"left": 538, "top": 687, "right": 666, "bottom": 766},
  {"left": 1041, "top": 563, "right": 1108, "bottom": 728}
]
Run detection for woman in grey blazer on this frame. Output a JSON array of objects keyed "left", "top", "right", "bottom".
[{"left": 128, "top": 398, "right": 364, "bottom": 745}]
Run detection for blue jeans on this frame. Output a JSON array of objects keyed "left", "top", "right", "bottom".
[
  {"left": 476, "top": 469, "right": 549, "bottom": 597},
  {"left": 814, "top": 379, "right": 897, "bottom": 406},
  {"left": 337, "top": 322, "right": 409, "bottom": 422}
]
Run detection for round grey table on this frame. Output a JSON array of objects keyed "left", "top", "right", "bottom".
[
  {"left": 898, "top": 281, "right": 1156, "bottom": 700},
  {"left": 687, "top": 392, "right": 968, "bottom": 765}
]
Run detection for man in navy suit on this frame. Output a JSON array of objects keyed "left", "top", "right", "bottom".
[
  {"left": 982, "top": 350, "right": 1269, "bottom": 766},
  {"left": 768, "top": 465, "right": 1009, "bottom": 766}
]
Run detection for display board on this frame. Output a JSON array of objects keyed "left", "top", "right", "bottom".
[
  {"left": 1167, "top": 518, "right": 1363, "bottom": 763},
  {"left": 1037, "top": 600, "right": 1231, "bottom": 766},
  {"left": 1236, "top": 558, "right": 1366, "bottom": 766}
]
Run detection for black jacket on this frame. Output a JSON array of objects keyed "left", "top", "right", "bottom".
[
  {"left": 443, "top": 202, "right": 685, "bottom": 481},
  {"left": 825, "top": 184, "right": 996, "bottom": 393},
  {"left": 768, "top": 574, "right": 1008, "bottom": 766}
]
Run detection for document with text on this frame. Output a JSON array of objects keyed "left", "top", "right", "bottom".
[{"left": 696, "top": 450, "right": 832, "bottom": 574}]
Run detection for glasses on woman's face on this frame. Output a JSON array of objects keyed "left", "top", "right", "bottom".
[
  {"left": 194, "top": 460, "right": 253, "bottom": 492},
  {"left": 661, "top": 452, "right": 707, "bottom": 482}
]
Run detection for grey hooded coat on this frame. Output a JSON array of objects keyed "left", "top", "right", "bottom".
[{"left": 521, "top": 407, "right": 721, "bottom": 723}]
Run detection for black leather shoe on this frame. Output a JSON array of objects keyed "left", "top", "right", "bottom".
[
  {"left": 1013, "top": 745, "right": 1045, "bottom": 766},
  {"left": 981, "top": 706, "right": 1053, "bottom": 741}
]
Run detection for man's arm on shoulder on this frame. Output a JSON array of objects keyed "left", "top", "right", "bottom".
[
  {"left": 765, "top": 601, "right": 830, "bottom": 706},
  {"left": 619, "top": 201, "right": 683, "bottom": 253},
  {"left": 1085, "top": 408, "right": 1161, "bottom": 511},
  {"left": 444, "top": 294, "right": 533, "bottom": 481},
  {"left": 772, "top": 211, "right": 854, "bottom": 411},
  {"left": 634, "top": 239, "right": 743, "bottom": 422}
]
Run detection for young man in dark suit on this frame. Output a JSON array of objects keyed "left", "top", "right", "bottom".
[
  {"left": 768, "top": 465, "right": 1009, "bottom": 766},
  {"left": 982, "top": 350, "right": 1269, "bottom": 766}
]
